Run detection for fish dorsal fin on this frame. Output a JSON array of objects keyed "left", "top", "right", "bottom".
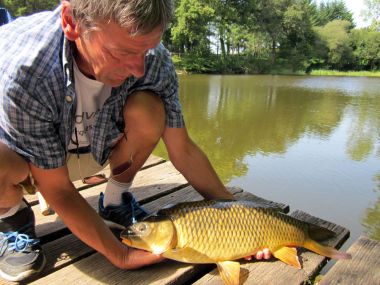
[
  {"left": 216, "top": 261, "right": 240, "bottom": 285},
  {"left": 308, "top": 224, "right": 336, "bottom": 241},
  {"left": 272, "top": 247, "right": 301, "bottom": 269}
]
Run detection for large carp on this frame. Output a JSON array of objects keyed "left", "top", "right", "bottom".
[{"left": 121, "top": 200, "right": 351, "bottom": 285}]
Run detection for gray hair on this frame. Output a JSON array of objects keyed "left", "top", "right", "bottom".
[{"left": 69, "top": 0, "right": 173, "bottom": 35}]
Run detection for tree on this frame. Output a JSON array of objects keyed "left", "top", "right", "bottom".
[
  {"left": 350, "top": 28, "right": 380, "bottom": 70},
  {"left": 207, "top": 0, "right": 251, "bottom": 57},
  {"left": 314, "top": 0, "right": 354, "bottom": 28},
  {"left": 1, "top": 0, "right": 59, "bottom": 17},
  {"left": 314, "top": 20, "right": 354, "bottom": 69},
  {"left": 249, "top": 0, "right": 293, "bottom": 65},
  {"left": 280, "top": 0, "right": 316, "bottom": 71},
  {"left": 171, "top": 0, "right": 214, "bottom": 54}
]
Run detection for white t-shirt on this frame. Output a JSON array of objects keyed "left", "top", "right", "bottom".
[{"left": 68, "top": 61, "right": 112, "bottom": 151}]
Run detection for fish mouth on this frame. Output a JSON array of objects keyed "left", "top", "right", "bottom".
[
  {"left": 121, "top": 238, "right": 132, "bottom": 246},
  {"left": 120, "top": 229, "right": 136, "bottom": 246}
]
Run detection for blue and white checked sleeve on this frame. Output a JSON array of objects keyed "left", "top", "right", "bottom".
[{"left": 0, "top": 75, "right": 66, "bottom": 169}]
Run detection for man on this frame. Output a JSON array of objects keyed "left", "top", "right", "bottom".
[{"left": 0, "top": 0, "right": 270, "bottom": 282}]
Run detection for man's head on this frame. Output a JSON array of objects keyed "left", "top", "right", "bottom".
[{"left": 61, "top": 0, "right": 173, "bottom": 87}]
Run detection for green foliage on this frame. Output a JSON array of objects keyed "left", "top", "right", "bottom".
[
  {"left": 314, "top": 20, "right": 353, "bottom": 70},
  {"left": 313, "top": 0, "right": 354, "bottom": 27},
  {"left": 350, "top": 28, "right": 380, "bottom": 70},
  {"left": 1, "top": 0, "right": 59, "bottom": 17},
  {"left": 171, "top": 0, "right": 214, "bottom": 54}
]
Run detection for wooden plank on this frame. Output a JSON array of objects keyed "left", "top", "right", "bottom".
[
  {"left": 192, "top": 210, "right": 350, "bottom": 285},
  {"left": 319, "top": 236, "right": 380, "bottom": 285},
  {"left": 24, "top": 155, "right": 165, "bottom": 206},
  {"left": 32, "top": 161, "right": 188, "bottom": 239},
  {"left": 234, "top": 190, "right": 289, "bottom": 213},
  {"left": 28, "top": 189, "right": 289, "bottom": 285}
]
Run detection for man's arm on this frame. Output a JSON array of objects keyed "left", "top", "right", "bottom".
[
  {"left": 29, "top": 164, "right": 163, "bottom": 269},
  {"left": 162, "top": 127, "right": 234, "bottom": 200}
]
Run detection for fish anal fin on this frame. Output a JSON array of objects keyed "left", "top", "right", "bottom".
[
  {"left": 273, "top": 247, "right": 301, "bottom": 269},
  {"left": 216, "top": 261, "right": 240, "bottom": 285},
  {"left": 304, "top": 239, "right": 352, "bottom": 260}
]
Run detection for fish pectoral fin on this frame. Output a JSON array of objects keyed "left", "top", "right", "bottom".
[
  {"left": 216, "top": 261, "right": 240, "bottom": 285},
  {"left": 163, "top": 247, "right": 214, "bottom": 263},
  {"left": 272, "top": 247, "right": 301, "bottom": 269}
]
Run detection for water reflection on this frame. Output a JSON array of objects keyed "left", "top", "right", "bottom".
[{"left": 154, "top": 74, "right": 380, "bottom": 242}]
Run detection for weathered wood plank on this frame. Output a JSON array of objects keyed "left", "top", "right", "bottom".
[
  {"left": 28, "top": 189, "right": 289, "bottom": 285},
  {"left": 234, "top": 190, "right": 289, "bottom": 213},
  {"left": 192, "top": 210, "right": 350, "bottom": 285},
  {"left": 24, "top": 155, "right": 165, "bottom": 206},
  {"left": 319, "top": 236, "right": 380, "bottom": 285}
]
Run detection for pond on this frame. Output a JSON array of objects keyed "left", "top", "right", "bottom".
[{"left": 154, "top": 74, "right": 380, "bottom": 252}]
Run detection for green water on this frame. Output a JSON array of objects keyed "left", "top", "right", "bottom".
[{"left": 154, "top": 74, "right": 380, "bottom": 249}]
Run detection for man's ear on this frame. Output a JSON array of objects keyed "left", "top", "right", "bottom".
[{"left": 61, "top": 0, "right": 80, "bottom": 41}]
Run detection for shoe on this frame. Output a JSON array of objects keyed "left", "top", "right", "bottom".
[
  {"left": 0, "top": 200, "right": 46, "bottom": 282},
  {"left": 99, "top": 192, "right": 149, "bottom": 230}
]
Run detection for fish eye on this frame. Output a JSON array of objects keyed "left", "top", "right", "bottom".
[{"left": 136, "top": 223, "right": 148, "bottom": 233}]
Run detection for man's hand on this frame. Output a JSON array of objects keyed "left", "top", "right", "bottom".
[
  {"left": 244, "top": 248, "right": 271, "bottom": 261},
  {"left": 117, "top": 246, "right": 165, "bottom": 270}
]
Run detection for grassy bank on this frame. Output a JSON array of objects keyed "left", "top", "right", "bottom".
[
  {"left": 309, "top": 69, "right": 380, "bottom": 77},
  {"left": 175, "top": 68, "right": 380, "bottom": 77}
]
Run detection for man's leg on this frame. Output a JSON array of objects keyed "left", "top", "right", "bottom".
[
  {"left": 0, "top": 142, "right": 45, "bottom": 282},
  {"left": 0, "top": 142, "right": 29, "bottom": 211},
  {"left": 109, "top": 90, "right": 165, "bottom": 182},
  {"left": 99, "top": 90, "right": 165, "bottom": 228}
]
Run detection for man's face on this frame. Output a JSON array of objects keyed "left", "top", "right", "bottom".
[{"left": 75, "top": 22, "right": 163, "bottom": 87}]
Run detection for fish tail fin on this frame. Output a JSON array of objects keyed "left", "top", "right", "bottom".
[{"left": 304, "top": 239, "right": 351, "bottom": 260}]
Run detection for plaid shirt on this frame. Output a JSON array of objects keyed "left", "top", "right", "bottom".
[{"left": 0, "top": 7, "right": 184, "bottom": 169}]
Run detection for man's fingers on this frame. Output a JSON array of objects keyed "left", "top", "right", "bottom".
[
  {"left": 263, "top": 248, "right": 271, "bottom": 259},
  {"left": 255, "top": 250, "right": 264, "bottom": 260},
  {"left": 253, "top": 249, "right": 271, "bottom": 260}
]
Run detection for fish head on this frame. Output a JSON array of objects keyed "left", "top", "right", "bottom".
[{"left": 121, "top": 215, "right": 176, "bottom": 254}]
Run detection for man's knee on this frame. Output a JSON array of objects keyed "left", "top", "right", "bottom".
[
  {"left": 0, "top": 142, "right": 29, "bottom": 180},
  {"left": 0, "top": 142, "right": 28, "bottom": 208},
  {"left": 124, "top": 90, "right": 166, "bottom": 140}
]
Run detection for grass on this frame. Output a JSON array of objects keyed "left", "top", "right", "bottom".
[{"left": 310, "top": 69, "right": 380, "bottom": 77}]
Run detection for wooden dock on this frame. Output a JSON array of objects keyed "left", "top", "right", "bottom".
[{"left": 3, "top": 155, "right": 379, "bottom": 285}]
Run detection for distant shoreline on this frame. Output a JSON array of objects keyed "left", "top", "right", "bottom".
[{"left": 176, "top": 69, "right": 380, "bottom": 78}]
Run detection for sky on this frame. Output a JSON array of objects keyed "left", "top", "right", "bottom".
[
  {"left": 343, "top": 0, "right": 368, "bottom": 27},
  {"left": 316, "top": 0, "right": 369, "bottom": 28}
]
